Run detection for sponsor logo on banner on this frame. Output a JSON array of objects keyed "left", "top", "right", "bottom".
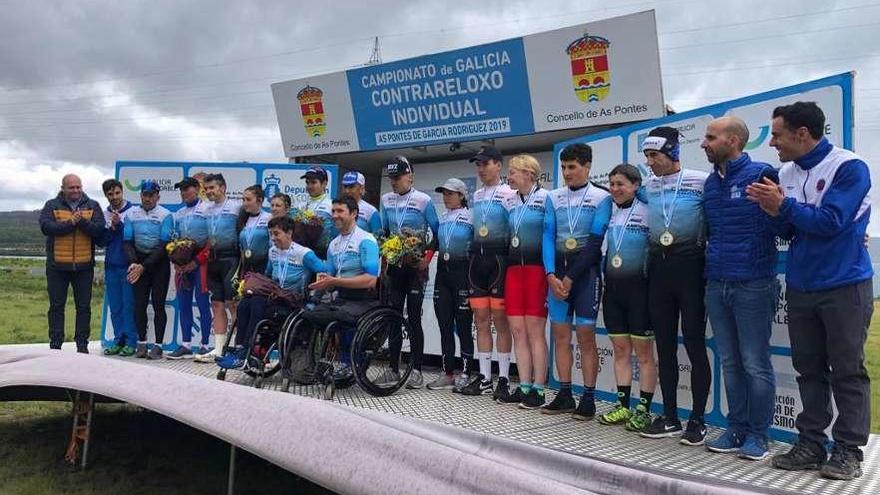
[
  {"left": 566, "top": 34, "right": 611, "bottom": 103},
  {"left": 744, "top": 125, "right": 770, "bottom": 150},
  {"left": 263, "top": 173, "right": 282, "bottom": 199},
  {"left": 297, "top": 85, "right": 327, "bottom": 138}
]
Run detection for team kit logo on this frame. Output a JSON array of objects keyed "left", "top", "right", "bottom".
[
  {"left": 297, "top": 85, "right": 326, "bottom": 138},
  {"left": 565, "top": 33, "right": 611, "bottom": 103}
]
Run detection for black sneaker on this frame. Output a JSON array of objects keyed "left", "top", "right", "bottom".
[
  {"left": 498, "top": 386, "right": 523, "bottom": 405},
  {"left": 771, "top": 441, "right": 826, "bottom": 471},
  {"left": 679, "top": 418, "right": 707, "bottom": 446},
  {"left": 572, "top": 397, "right": 596, "bottom": 421},
  {"left": 76, "top": 345, "right": 89, "bottom": 354},
  {"left": 167, "top": 346, "right": 193, "bottom": 360},
  {"left": 820, "top": 446, "right": 862, "bottom": 480},
  {"left": 147, "top": 345, "right": 163, "bottom": 360},
  {"left": 541, "top": 393, "right": 576, "bottom": 415},
  {"left": 460, "top": 374, "right": 493, "bottom": 396},
  {"left": 519, "top": 389, "right": 545, "bottom": 410},
  {"left": 640, "top": 416, "right": 682, "bottom": 438},
  {"left": 492, "top": 377, "right": 510, "bottom": 402},
  {"left": 134, "top": 343, "right": 148, "bottom": 359}
]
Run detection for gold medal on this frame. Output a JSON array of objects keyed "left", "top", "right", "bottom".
[
  {"left": 244, "top": 249, "right": 252, "bottom": 259},
  {"left": 510, "top": 236, "right": 520, "bottom": 248},
  {"left": 479, "top": 224, "right": 489, "bottom": 237},
  {"left": 210, "top": 238, "right": 217, "bottom": 247},
  {"left": 565, "top": 237, "right": 577, "bottom": 250},
  {"left": 442, "top": 252, "right": 450, "bottom": 261},
  {"left": 660, "top": 230, "right": 674, "bottom": 247},
  {"left": 611, "top": 254, "right": 623, "bottom": 269}
]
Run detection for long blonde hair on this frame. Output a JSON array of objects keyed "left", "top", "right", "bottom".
[{"left": 508, "top": 154, "right": 542, "bottom": 185}]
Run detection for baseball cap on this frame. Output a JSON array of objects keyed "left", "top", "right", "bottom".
[
  {"left": 174, "top": 177, "right": 200, "bottom": 189},
  {"left": 469, "top": 145, "right": 503, "bottom": 163},
  {"left": 342, "top": 171, "right": 366, "bottom": 186},
  {"left": 385, "top": 156, "right": 412, "bottom": 177},
  {"left": 140, "top": 179, "right": 160, "bottom": 193},
  {"left": 642, "top": 126, "right": 681, "bottom": 160},
  {"left": 300, "top": 166, "right": 329, "bottom": 181},
  {"left": 434, "top": 178, "right": 468, "bottom": 197}
]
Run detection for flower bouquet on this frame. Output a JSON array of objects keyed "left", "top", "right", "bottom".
[
  {"left": 236, "top": 272, "right": 302, "bottom": 307},
  {"left": 380, "top": 227, "right": 426, "bottom": 268},
  {"left": 290, "top": 207, "right": 324, "bottom": 251},
  {"left": 166, "top": 238, "right": 197, "bottom": 266}
]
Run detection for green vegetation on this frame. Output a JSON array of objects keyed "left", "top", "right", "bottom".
[{"left": 0, "top": 210, "right": 45, "bottom": 256}]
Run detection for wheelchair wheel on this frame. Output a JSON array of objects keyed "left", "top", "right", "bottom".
[
  {"left": 279, "top": 311, "right": 318, "bottom": 386},
  {"left": 351, "top": 307, "right": 413, "bottom": 396},
  {"left": 312, "top": 321, "right": 356, "bottom": 390},
  {"left": 243, "top": 319, "right": 282, "bottom": 381}
]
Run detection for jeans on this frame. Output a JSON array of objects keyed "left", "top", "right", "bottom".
[
  {"left": 706, "top": 277, "right": 778, "bottom": 441},
  {"left": 47, "top": 267, "right": 93, "bottom": 349},
  {"left": 104, "top": 265, "right": 137, "bottom": 347},
  {"left": 176, "top": 268, "right": 212, "bottom": 346}
]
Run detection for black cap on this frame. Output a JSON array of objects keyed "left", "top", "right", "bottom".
[
  {"left": 300, "top": 166, "right": 329, "bottom": 181},
  {"left": 647, "top": 126, "right": 680, "bottom": 145},
  {"left": 385, "top": 156, "right": 412, "bottom": 177},
  {"left": 469, "top": 145, "right": 503, "bottom": 163},
  {"left": 174, "top": 177, "right": 200, "bottom": 189}
]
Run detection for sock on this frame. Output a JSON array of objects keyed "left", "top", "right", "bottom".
[
  {"left": 617, "top": 385, "right": 631, "bottom": 408},
  {"left": 213, "top": 334, "right": 227, "bottom": 354},
  {"left": 478, "top": 352, "right": 492, "bottom": 381},
  {"left": 559, "top": 382, "right": 572, "bottom": 397},
  {"left": 639, "top": 391, "right": 654, "bottom": 410},
  {"left": 497, "top": 352, "right": 511, "bottom": 379},
  {"left": 182, "top": 341, "right": 191, "bottom": 349},
  {"left": 534, "top": 384, "right": 545, "bottom": 397},
  {"left": 519, "top": 381, "right": 531, "bottom": 394},
  {"left": 582, "top": 385, "right": 595, "bottom": 403}
]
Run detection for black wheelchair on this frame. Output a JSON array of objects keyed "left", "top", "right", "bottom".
[
  {"left": 277, "top": 303, "right": 415, "bottom": 400},
  {"left": 216, "top": 304, "right": 298, "bottom": 389}
]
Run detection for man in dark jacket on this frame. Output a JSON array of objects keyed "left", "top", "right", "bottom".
[
  {"left": 39, "top": 174, "right": 105, "bottom": 352},
  {"left": 701, "top": 116, "right": 779, "bottom": 461}
]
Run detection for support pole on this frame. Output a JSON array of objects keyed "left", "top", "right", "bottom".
[
  {"left": 64, "top": 390, "right": 95, "bottom": 469},
  {"left": 227, "top": 444, "right": 237, "bottom": 495}
]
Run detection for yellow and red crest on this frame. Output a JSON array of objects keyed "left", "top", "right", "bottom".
[
  {"left": 297, "top": 85, "right": 326, "bottom": 138},
  {"left": 565, "top": 34, "right": 611, "bottom": 103}
]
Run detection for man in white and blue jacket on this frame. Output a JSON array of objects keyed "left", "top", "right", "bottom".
[
  {"left": 747, "top": 101, "right": 872, "bottom": 481},
  {"left": 99, "top": 178, "right": 137, "bottom": 356},
  {"left": 701, "top": 116, "right": 779, "bottom": 462}
]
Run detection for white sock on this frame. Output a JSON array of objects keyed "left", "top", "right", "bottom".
[
  {"left": 498, "top": 352, "right": 511, "bottom": 379},
  {"left": 182, "top": 342, "right": 191, "bottom": 349},
  {"left": 213, "top": 334, "right": 226, "bottom": 353},
  {"left": 478, "top": 352, "right": 492, "bottom": 381}
]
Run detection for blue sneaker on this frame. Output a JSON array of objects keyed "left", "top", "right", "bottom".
[
  {"left": 738, "top": 434, "right": 769, "bottom": 461},
  {"left": 216, "top": 347, "right": 247, "bottom": 370},
  {"left": 706, "top": 430, "right": 744, "bottom": 453}
]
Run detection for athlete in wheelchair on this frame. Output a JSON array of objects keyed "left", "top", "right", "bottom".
[
  {"left": 278, "top": 196, "right": 414, "bottom": 398},
  {"left": 215, "top": 216, "right": 324, "bottom": 386}
]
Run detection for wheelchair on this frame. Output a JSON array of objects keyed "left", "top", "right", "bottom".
[
  {"left": 216, "top": 304, "right": 300, "bottom": 389},
  {"left": 278, "top": 303, "right": 415, "bottom": 400}
]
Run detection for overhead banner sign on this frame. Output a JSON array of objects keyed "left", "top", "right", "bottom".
[{"left": 272, "top": 10, "right": 664, "bottom": 157}]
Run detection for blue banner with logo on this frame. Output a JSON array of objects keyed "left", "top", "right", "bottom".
[{"left": 346, "top": 38, "right": 535, "bottom": 150}]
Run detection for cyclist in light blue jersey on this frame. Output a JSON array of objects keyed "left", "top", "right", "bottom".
[
  {"left": 166, "top": 177, "right": 213, "bottom": 359},
  {"left": 342, "top": 171, "right": 382, "bottom": 237},
  {"left": 541, "top": 143, "right": 612, "bottom": 419},
  {"left": 378, "top": 156, "right": 440, "bottom": 389},
  {"left": 123, "top": 180, "right": 174, "bottom": 360},
  {"left": 237, "top": 185, "right": 272, "bottom": 276},
  {"left": 100, "top": 179, "right": 137, "bottom": 357},
  {"left": 294, "top": 166, "right": 335, "bottom": 258}
]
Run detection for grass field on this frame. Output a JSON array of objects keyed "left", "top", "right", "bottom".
[{"left": 1, "top": 258, "right": 878, "bottom": 493}]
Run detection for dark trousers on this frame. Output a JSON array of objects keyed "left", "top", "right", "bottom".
[
  {"left": 46, "top": 267, "right": 93, "bottom": 349},
  {"left": 385, "top": 265, "right": 425, "bottom": 371},
  {"left": 787, "top": 279, "right": 873, "bottom": 454},
  {"left": 648, "top": 254, "right": 711, "bottom": 420},
  {"left": 133, "top": 261, "right": 171, "bottom": 344},
  {"left": 433, "top": 259, "right": 474, "bottom": 373}
]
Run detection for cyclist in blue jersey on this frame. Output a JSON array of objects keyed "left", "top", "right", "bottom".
[
  {"left": 498, "top": 154, "right": 551, "bottom": 409},
  {"left": 596, "top": 164, "right": 657, "bottom": 433},
  {"left": 294, "top": 166, "right": 335, "bottom": 257},
  {"left": 99, "top": 179, "right": 137, "bottom": 357},
  {"left": 195, "top": 173, "right": 243, "bottom": 363},
  {"left": 342, "top": 171, "right": 382, "bottom": 237},
  {"left": 166, "top": 177, "right": 213, "bottom": 359},
  {"left": 460, "top": 146, "right": 518, "bottom": 399},
  {"left": 427, "top": 178, "right": 475, "bottom": 391},
  {"left": 269, "top": 193, "right": 291, "bottom": 220},
  {"left": 124, "top": 180, "right": 174, "bottom": 360},
  {"left": 638, "top": 126, "right": 711, "bottom": 446},
  {"left": 307, "top": 196, "right": 381, "bottom": 324},
  {"left": 237, "top": 185, "right": 272, "bottom": 276},
  {"left": 218, "top": 216, "right": 324, "bottom": 369},
  {"left": 378, "top": 156, "right": 440, "bottom": 388},
  {"left": 542, "top": 143, "right": 612, "bottom": 419}
]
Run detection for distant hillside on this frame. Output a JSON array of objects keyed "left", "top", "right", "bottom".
[{"left": 0, "top": 211, "right": 46, "bottom": 255}]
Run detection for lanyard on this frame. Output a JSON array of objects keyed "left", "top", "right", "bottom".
[
  {"left": 612, "top": 200, "right": 638, "bottom": 255},
  {"left": 209, "top": 199, "right": 228, "bottom": 239},
  {"left": 479, "top": 185, "right": 499, "bottom": 225},
  {"left": 394, "top": 190, "right": 413, "bottom": 233},
  {"left": 660, "top": 171, "right": 684, "bottom": 230},
  {"left": 335, "top": 230, "right": 356, "bottom": 276},
  {"left": 566, "top": 183, "right": 591, "bottom": 237},
  {"left": 243, "top": 213, "right": 261, "bottom": 249},
  {"left": 511, "top": 185, "right": 538, "bottom": 238},
  {"left": 276, "top": 245, "right": 295, "bottom": 287},
  {"left": 441, "top": 209, "right": 463, "bottom": 253}
]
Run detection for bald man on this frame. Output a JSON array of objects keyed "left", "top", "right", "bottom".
[
  {"left": 39, "top": 174, "right": 105, "bottom": 352},
  {"left": 700, "top": 117, "right": 780, "bottom": 460}
]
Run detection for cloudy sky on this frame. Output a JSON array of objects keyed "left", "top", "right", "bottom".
[{"left": 1, "top": 0, "right": 879, "bottom": 211}]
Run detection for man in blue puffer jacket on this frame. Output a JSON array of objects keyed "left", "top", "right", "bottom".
[
  {"left": 701, "top": 116, "right": 779, "bottom": 462},
  {"left": 747, "top": 101, "right": 872, "bottom": 481}
]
